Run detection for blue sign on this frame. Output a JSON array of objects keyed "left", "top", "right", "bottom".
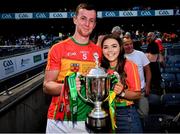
[
  {"left": 119, "top": 11, "right": 137, "bottom": 17},
  {"left": 33, "top": 12, "right": 49, "bottom": 19},
  {"left": 174, "top": 9, "right": 180, "bottom": 16},
  {"left": 15, "top": 13, "right": 33, "bottom": 19},
  {"left": 138, "top": 10, "right": 155, "bottom": 16},
  {"left": 0, "top": 13, "right": 15, "bottom": 19},
  {"left": 0, "top": 9, "right": 177, "bottom": 20},
  {"left": 67, "top": 12, "right": 75, "bottom": 18},
  {"left": 49, "top": 12, "right": 67, "bottom": 18},
  {"left": 155, "top": 10, "right": 173, "bottom": 16},
  {"left": 102, "top": 11, "right": 119, "bottom": 17}
]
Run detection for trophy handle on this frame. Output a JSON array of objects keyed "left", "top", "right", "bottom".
[
  {"left": 103, "top": 95, "right": 109, "bottom": 102},
  {"left": 77, "top": 90, "right": 88, "bottom": 101},
  {"left": 77, "top": 90, "right": 94, "bottom": 103},
  {"left": 76, "top": 73, "right": 94, "bottom": 103}
]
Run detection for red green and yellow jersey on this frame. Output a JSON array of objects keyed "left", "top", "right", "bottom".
[
  {"left": 46, "top": 37, "right": 102, "bottom": 121},
  {"left": 116, "top": 59, "right": 141, "bottom": 106}
]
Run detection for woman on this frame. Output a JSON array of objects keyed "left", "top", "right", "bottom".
[
  {"left": 100, "top": 34, "right": 142, "bottom": 133},
  {"left": 146, "top": 41, "right": 165, "bottom": 95}
]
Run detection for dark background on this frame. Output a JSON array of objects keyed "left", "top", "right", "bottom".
[
  {"left": 0, "top": 0, "right": 179, "bottom": 36},
  {"left": 0, "top": 0, "right": 179, "bottom": 12}
]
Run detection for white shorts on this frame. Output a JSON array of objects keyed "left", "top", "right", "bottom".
[{"left": 46, "top": 119, "right": 89, "bottom": 133}]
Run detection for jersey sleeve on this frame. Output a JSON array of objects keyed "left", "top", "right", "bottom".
[
  {"left": 124, "top": 60, "right": 141, "bottom": 92},
  {"left": 46, "top": 44, "right": 62, "bottom": 71}
]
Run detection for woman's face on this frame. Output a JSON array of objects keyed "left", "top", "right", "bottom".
[{"left": 102, "top": 38, "right": 120, "bottom": 65}]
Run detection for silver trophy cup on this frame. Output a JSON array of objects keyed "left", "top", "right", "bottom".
[{"left": 77, "top": 53, "right": 111, "bottom": 130}]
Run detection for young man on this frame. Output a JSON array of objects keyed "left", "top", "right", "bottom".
[{"left": 43, "top": 3, "right": 102, "bottom": 133}]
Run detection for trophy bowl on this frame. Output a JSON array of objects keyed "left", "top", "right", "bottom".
[{"left": 78, "top": 67, "right": 111, "bottom": 131}]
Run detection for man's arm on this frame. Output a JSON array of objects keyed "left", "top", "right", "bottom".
[
  {"left": 144, "top": 64, "right": 151, "bottom": 96},
  {"left": 43, "top": 70, "right": 63, "bottom": 96}
]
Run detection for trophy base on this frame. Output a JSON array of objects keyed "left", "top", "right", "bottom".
[{"left": 85, "top": 115, "right": 110, "bottom": 133}]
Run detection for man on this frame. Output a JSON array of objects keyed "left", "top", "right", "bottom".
[
  {"left": 147, "top": 32, "right": 164, "bottom": 55},
  {"left": 96, "top": 26, "right": 124, "bottom": 46},
  {"left": 43, "top": 3, "right": 102, "bottom": 133},
  {"left": 111, "top": 26, "right": 124, "bottom": 38},
  {"left": 122, "top": 37, "right": 151, "bottom": 122}
]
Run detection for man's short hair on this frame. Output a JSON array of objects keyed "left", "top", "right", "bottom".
[
  {"left": 75, "top": 3, "right": 97, "bottom": 16},
  {"left": 123, "top": 37, "right": 133, "bottom": 44},
  {"left": 147, "top": 32, "right": 156, "bottom": 40},
  {"left": 111, "top": 26, "right": 124, "bottom": 33}
]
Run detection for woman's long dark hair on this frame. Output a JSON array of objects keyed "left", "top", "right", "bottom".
[{"left": 100, "top": 34, "right": 127, "bottom": 89}]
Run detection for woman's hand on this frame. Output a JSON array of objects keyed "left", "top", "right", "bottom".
[{"left": 113, "top": 82, "right": 124, "bottom": 95}]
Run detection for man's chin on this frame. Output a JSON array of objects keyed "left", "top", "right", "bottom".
[
  {"left": 83, "top": 30, "right": 93, "bottom": 36},
  {"left": 82, "top": 33, "right": 91, "bottom": 38}
]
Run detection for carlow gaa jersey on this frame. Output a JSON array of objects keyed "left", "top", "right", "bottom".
[
  {"left": 116, "top": 59, "right": 141, "bottom": 106},
  {"left": 46, "top": 37, "right": 102, "bottom": 121}
]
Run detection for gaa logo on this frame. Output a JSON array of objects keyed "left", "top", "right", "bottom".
[
  {"left": 156, "top": 10, "right": 173, "bottom": 16},
  {"left": 53, "top": 13, "right": 63, "bottom": 17},
  {"left": 1, "top": 13, "right": 13, "bottom": 19},
  {"left": 159, "top": 10, "right": 170, "bottom": 15},
  {"left": 35, "top": 13, "right": 48, "bottom": 18},
  {"left": 122, "top": 11, "right": 134, "bottom": 16},
  {"left": 3, "top": 60, "right": 13, "bottom": 67},
  {"left": 105, "top": 11, "right": 116, "bottom": 17},
  {"left": 140, "top": 11, "right": 152, "bottom": 16}
]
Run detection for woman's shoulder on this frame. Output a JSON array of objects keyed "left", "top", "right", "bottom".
[
  {"left": 125, "top": 59, "right": 138, "bottom": 67},
  {"left": 124, "top": 59, "right": 139, "bottom": 75}
]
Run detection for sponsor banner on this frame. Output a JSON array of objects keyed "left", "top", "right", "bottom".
[
  {"left": 102, "top": 11, "right": 119, "bottom": 17},
  {"left": 138, "top": 10, "right": 155, "bottom": 16},
  {"left": 15, "top": 13, "right": 33, "bottom": 19},
  {"left": 155, "top": 9, "right": 173, "bottom": 16},
  {"left": 33, "top": 12, "right": 49, "bottom": 19},
  {"left": 33, "top": 54, "right": 42, "bottom": 63},
  {"left": 49, "top": 12, "right": 67, "bottom": 18},
  {"left": 174, "top": 9, "right": 180, "bottom": 16},
  {"left": 43, "top": 52, "right": 48, "bottom": 60},
  {"left": 119, "top": 11, "right": 137, "bottom": 17},
  {"left": 0, "top": 13, "right": 15, "bottom": 19},
  {"left": 67, "top": 12, "right": 75, "bottom": 18},
  {"left": 32, "top": 49, "right": 48, "bottom": 64},
  {"left": 16, "top": 53, "right": 34, "bottom": 73},
  {"left": 0, "top": 9, "right": 177, "bottom": 20},
  {"left": 0, "top": 49, "right": 49, "bottom": 81},
  {"left": 0, "top": 57, "right": 17, "bottom": 80}
]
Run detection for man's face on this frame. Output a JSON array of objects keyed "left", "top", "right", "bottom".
[
  {"left": 112, "top": 31, "right": 121, "bottom": 38},
  {"left": 73, "top": 8, "right": 96, "bottom": 37},
  {"left": 123, "top": 41, "right": 134, "bottom": 54}
]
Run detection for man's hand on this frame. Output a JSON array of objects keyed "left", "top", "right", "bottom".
[
  {"left": 76, "top": 77, "right": 81, "bottom": 91},
  {"left": 145, "top": 85, "right": 150, "bottom": 96}
]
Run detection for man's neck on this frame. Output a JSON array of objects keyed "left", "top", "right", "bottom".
[
  {"left": 72, "top": 34, "right": 89, "bottom": 45},
  {"left": 125, "top": 49, "right": 134, "bottom": 55}
]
